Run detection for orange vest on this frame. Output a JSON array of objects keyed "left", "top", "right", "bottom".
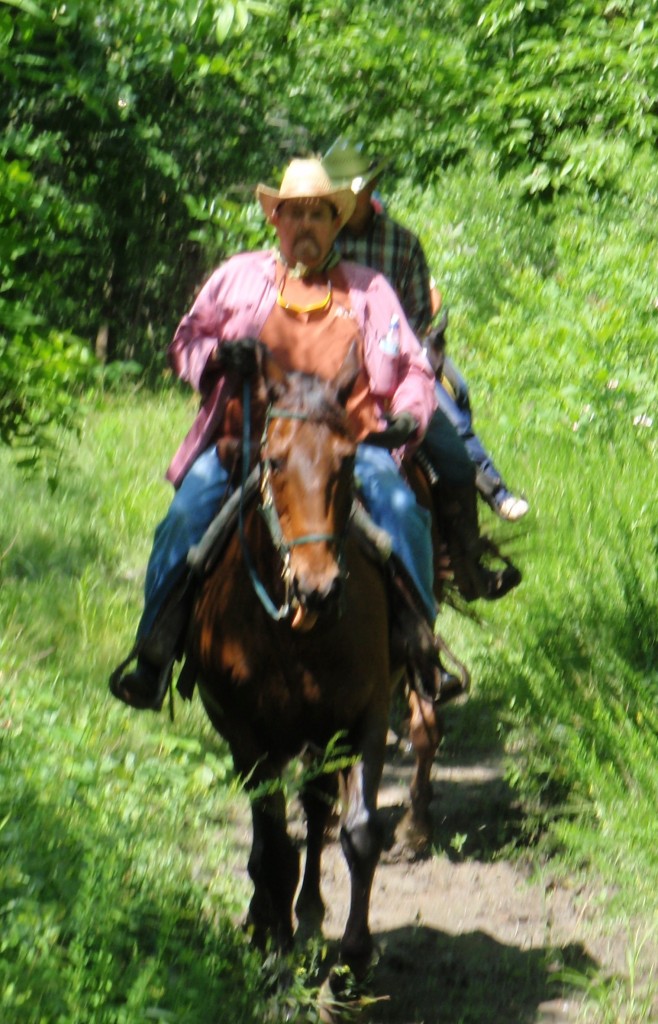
[{"left": 258, "top": 263, "right": 380, "bottom": 440}]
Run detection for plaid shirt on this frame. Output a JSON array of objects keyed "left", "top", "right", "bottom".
[{"left": 336, "top": 212, "right": 433, "bottom": 336}]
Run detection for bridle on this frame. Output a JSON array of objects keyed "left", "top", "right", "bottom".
[{"left": 239, "top": 378, "right": 351, "bottom": 622}]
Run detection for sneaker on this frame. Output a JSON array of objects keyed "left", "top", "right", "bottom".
[{"left": 490, "top": 489, "right": 529, "bottom": 522}]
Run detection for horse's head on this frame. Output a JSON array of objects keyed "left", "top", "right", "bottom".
[{"left": 259, "top": 344, "right": 360, "bottom": 627}]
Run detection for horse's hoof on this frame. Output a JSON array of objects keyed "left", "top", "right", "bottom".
[
  {"left": 318, "top": 980, "right": 340, "bottom": 1024},
  {"left": 390, "top": 809, "right": 432, "bottom": 861},
  {"left": 318, "top": 970, "right": 367, "bottom": 1023},
  {"left": 294, "top": 891, "right": 325, "bottom": 943}
]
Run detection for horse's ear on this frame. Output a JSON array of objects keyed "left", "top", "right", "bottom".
[
  {"left": 260, "top": 344, "right": 287, "bottom": 402},
  {"left": 250, "top": 341, "right": 269, "bottom": 410},
  {"left": 332, "top": 341, "right": 361, "bottom": 408}
]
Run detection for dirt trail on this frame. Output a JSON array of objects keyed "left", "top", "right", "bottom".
[
  {"left": 227, "top": 737, "right": 639, "bottom": 1023},
  {"left": 291, "top": 742, "right": 630, "bottom": 1024}
]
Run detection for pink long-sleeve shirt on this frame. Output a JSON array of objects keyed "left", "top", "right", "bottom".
[{"left": 166, "top": 249, "right": 437, "bottom": 487}]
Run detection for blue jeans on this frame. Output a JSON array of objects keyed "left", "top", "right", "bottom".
[
  {"left": 421, "top": 404, "right": 475, "bottom": 488},
  {"left": 435, "top": 358, "right": 503, "bottom": 499},
  {"left": 354, "top": 445, "right": 435, "bottom": 620},
  {"left": 138, "top": 447, "right": 232, "bottom": 639},
  {"left": 137, "top": 441, "right": 436, "bottom": 640}
]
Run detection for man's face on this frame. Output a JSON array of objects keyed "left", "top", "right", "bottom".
[{"left": 274, "top": 199, "right": 341, "bottom": 269}]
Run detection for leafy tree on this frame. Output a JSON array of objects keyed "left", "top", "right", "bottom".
[
  {"left": 1, "top": 0, "right": 655, "bottom": 469},
  {"left": 0, "top": 0, "right": 274, "bottom": 468}
]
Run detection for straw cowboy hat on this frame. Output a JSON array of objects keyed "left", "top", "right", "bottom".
[
  {"left": 322, "top": 137, "right": 390, "bottom": 194},
  {"left": 256, "top": 158, "right": 356, "bottom": 229}
]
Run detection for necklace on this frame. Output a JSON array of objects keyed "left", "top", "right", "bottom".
[{"left": 276, "top": 275, "right": 332, "bottom": 315}]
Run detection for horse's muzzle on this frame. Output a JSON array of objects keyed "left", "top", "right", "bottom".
[{"left": 292, "top": 568, "right": 344, "bottom": 617}]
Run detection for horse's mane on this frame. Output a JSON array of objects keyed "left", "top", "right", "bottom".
[{"left": 270, "top": 369, "right": 353, "bottom": 438}]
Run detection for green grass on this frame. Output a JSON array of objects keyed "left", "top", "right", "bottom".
[
  {"left": 399, "top": 155, "right": 657, "bottom": 1018},
  {"left": 2, "top": 387, "right": 656, "bottom": 1022},
  {"left": 2, "top": 157, "right": 657, "bottom": 1020},
  {"left": 1, "top": 392, "right": 277, "bottom": 1023}
]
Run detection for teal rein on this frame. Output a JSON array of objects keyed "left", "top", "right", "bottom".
[
  {"left": 260, "top": 405, "right": 339, "bottom": 551},
  {"left": 239, "top": 379, "right": 343, "bottom": 622}
]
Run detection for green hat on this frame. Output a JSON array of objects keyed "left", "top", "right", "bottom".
[{"left": 322, "top": 137, "right": 389, "bottom": 194}]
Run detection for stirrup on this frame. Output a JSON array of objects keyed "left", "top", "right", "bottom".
[
  {"left": 109, "top": 650, "right": 174, "bottom": 712},
  {"left": 483, "top": 562, "right": 522, "bottom": 601},
  {"left": 433, "top": 634, "right": 470, "bottom": 705},
  {"left": 434, "top": 666, "right": 468, "bottom": 705}
]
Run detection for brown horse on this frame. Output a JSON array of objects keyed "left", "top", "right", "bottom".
[{"left": 184, "top": 346, "right": 406, "bottom": 987}]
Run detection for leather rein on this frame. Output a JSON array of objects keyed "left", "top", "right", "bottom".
[{"left": 239, "top": 377, "right": 349, "bottom": 622}]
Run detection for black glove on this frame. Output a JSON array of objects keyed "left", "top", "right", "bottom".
[
  {"left": 216, "top": 337, "right": 258, "bottom": 377},
  {"left": 363, "top": 412, "right": 419, "bottom": 449},
  {"left": 427, "top": 307, "right": 449, "bottom": 351},
  {"left": 423, "top": 310, "right": 449, "bottom": 379}
]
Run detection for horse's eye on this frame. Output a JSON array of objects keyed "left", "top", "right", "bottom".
[{"left": 268, "top": 456, "right": 285, "bottom": 474}]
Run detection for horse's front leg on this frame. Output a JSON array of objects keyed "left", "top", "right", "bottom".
[
  {"left": 336, "top": 716, "right": 387, "bottom": 979},
  {"left": 295, "top": 768, "right": 338, "bottom": 940},
  {"left": 247, "top": 785, "right": 300, "bottom": 952}
]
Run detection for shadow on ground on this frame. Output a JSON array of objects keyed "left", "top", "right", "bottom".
[
  {"left": 378, "top": 745, "right": 526, "bottom": 862},
  {"left": 364, "top": 925, "right": 595, "bottom": 1024}
]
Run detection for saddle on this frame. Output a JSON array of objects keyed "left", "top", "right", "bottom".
[{"left": 181, "top": 462, "right": 467, "bottom": 705}]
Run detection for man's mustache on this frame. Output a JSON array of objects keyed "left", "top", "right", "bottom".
[{"left": 294, "top": 231, "right": 319, "bottom": 245}]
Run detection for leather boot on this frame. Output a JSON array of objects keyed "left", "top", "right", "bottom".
[
  {"left": 387, "top": 559, "right": 470, "bottom": 706},
  {"left": 109, "top": 574, "right": 196, "bottom": 712},
  {"left": 432, "top": 481, "right": 522, "bottom": 602},
  {"left": 109, "top": 654, "right": 173, "bottom": 711}
]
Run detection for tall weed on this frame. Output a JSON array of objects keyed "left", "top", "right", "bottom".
[
  {"left": 389, "top": 151, "right": 657, "bottom": 996},
  {"left": 395, "top": 149, "right": 657, "bottom": 439},
  {"left": 0, "top": 393, "right": 280, "bottom": 1023}
]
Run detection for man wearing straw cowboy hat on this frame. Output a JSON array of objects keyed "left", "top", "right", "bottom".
[
  {"left": 110, "top": 155, "right": 464, "bottom": 712},
  {"left": 323, "top": 136, "right": 525, "bottom": 601}
]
